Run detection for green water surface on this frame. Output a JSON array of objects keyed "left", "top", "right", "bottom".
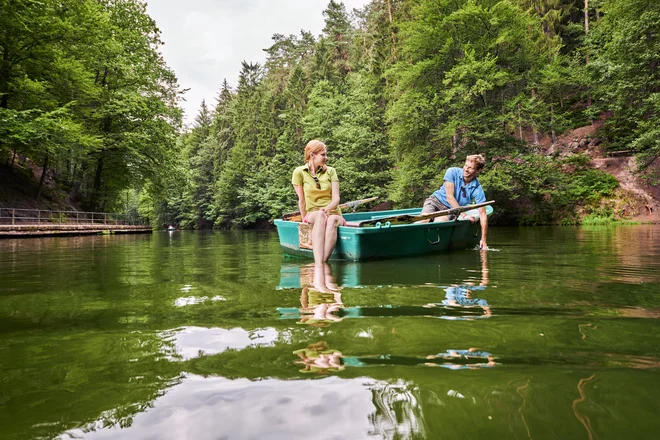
[{"left": 1, "top": 226, "right": 660, "bottom": 439}]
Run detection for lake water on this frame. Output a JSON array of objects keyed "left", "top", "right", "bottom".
[{"left": 1, "top": 226, "right": 659, "bottom": 439}]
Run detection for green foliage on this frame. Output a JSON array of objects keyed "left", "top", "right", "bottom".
[
  {"left": 479, "top": 154, "right": 620, "bottom": 225},
  {"left": 0, "top": 0, "right": 182, "bottom": 212},
  {"left": 383, "top": 0, "right": 579, "bottom": 208},
  {"left": 148, "top": 0, "right": 652, "bottom": 228},
  {"left": 48, "top": 212, "right": 67, "bottom": 223},
  {"left": 590, "top": 0, "right": 660, "bottom": 167},
  {"left": 581, "top": 214, "right": 618, "bottom": 226},
  {"left": 388, "top": 149, "right": 448, "bottom": 208},
  {"left": 5, "top": 0, "right": 651, "bottom": 228},
  {"left": 302, "top": 74, "right": 391, "bottom": 202}
]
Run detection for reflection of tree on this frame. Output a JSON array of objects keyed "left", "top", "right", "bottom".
[
  {"left": 576, "top": 226, "right": 660, "bottom": 284},
  {"left": 573, "top": 374, "right": 597, "bottom": 440},
  {"left": 1, "top": 330, "right": 184, "bottom": 439},
  {"left": 367, "top": 380, "right": 425, "bottom": 440}
]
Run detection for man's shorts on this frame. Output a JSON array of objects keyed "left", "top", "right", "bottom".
[{"left": 421, "top": 195, "right": 455, "bottom": 221}]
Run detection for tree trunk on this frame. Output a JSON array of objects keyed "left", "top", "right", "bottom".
[
  {"left": 92, "top": 154, "right": 104, "bottom": 209},
  {"left": 584, "top": 0, "right": 590, "bottom": 36},
  {"left": 1, "top": 46, "right": 11, "bottom": 109},
  {"left": 585, "top": 0, "right": 592, "bottom": 111},
  {"left": 0, "top": 87, "right": 8, "bottom": 108},
  {"left": 532, "top": 89, "right": 539, "bottom": 145},
  {"left": 36, "top": 152, "right": 49, "bottom": 199},
  {"left": 386, "top": 0, "right": 397, "bottom": 62},
  {"left": 10, "top": 150, "right": 16, "bottom": 167},
  {"left": 69, "top": 181, "right": 81, "bottom": 203},
  {"left": 551, "top": 104, "right": 557, "bottom": 145}
]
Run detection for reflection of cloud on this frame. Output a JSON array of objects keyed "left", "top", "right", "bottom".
[
  {"left": 63, "top": 375, "right": 392, "bottom": 439},
  {"left": 161, "top": 326, "right": 280, "bottom": 360},
  {"left": 173, "top": 295, "right": 226, "bottom": 306}
]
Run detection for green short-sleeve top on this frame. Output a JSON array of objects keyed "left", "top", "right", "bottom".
[{"left": 292, "top": 164, "right": 342, "bottom": 215}]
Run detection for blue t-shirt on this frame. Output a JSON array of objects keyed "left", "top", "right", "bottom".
[
  {"left": 442, "top": 285, "right": 488, "bottom": 307},
  {"left": 432, "top": 167, "right": 486, "bottom": 207}
]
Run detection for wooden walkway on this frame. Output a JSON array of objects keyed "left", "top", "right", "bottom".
[
  {"left": 0, "top": 224, "right": 152, "bottom": 238},
  {"left": 0, "top": 208, "right": 152, "bottom": 238}
]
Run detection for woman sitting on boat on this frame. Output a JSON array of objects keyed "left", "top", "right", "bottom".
[{"left": 292, "top": 140, "right": 344, "bottom": 263}]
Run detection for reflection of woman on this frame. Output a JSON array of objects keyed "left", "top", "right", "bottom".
[
  {"left": 293, "top": 341, "right": 344, "bottom": 374},
  {"left": 292, "top": 140, "right": 344, "bottom": 263},
  {"left": 291, "top": 344, "right": 497, "bottom": 372},
  {"left": 298, "top": 263, "right": 343, "bottom": 327}
]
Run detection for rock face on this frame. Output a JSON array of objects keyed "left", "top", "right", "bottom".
[
  {"left": 529, "top": 116, "right": 659, "bottom": 223},
  {"left": 591, "top": 156, "right": 660, "bottom": 220}
]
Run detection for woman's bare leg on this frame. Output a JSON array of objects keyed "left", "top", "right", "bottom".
[
  {"left": 307, "top": 211, "right": 327, "bottom": 264},
  {"left": 323, "top": 215, "right": 342, "bottom": 262}
]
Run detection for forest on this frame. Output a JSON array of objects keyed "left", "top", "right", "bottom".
[{"left": 1, "top": 0, "right": 658, "bottom": 227}]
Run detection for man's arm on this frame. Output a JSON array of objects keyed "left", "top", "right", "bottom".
[{"left": 444, "top": 181, "right": 460, "bottom": 208}]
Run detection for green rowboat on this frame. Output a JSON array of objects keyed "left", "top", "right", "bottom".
[{"left": 274, "top": 204, "right": 493, "bottom": 261}]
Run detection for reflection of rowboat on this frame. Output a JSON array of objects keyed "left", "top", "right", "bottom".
[
  {"left": 277, "top": 256, "right": 483, "bottom": 289},
  {"left": 277, "top": 255, "right": 492, "bottom": 321},
  {"left": 274, "top": 204, "right": 493, "bottom": 261}
]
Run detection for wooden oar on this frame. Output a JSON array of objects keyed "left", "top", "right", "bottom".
[
  {"left": 282, "top": 197, "right": 379, "bottom": 222},
  {"left": 348, "top": 200, "right": 495, "bottom": 227}
]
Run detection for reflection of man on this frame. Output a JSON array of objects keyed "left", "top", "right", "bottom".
[
  {"left": 425, "top": 348, "right": 497, "bottom": 369},
  {"left": 419, "top": 154, "right": 489, "bottom": 250},
  {"left": 440, "top": 285, "right": 491, "bottom": 318},
  {"left": 426, "top": 252, "right": 491, "bottom": 318}
]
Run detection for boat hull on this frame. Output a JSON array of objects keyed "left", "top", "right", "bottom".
[{"left": 274, "top": 206, "right": 492, "bottom": 261}]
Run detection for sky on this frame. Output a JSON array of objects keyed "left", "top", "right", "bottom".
[{"left": 145, "top": 0, "right": 372, "bottom": 126}]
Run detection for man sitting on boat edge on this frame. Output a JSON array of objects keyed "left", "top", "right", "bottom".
[{"left": 418, "top": 154, "right": 489, "bottom": 250}]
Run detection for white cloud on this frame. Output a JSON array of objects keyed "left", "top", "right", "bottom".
[{"left": 145, "top": 0, "right": 371, "bottom": 126}]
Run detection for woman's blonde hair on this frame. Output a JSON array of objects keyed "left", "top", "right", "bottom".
[{"left": 304, "top": 140, "right": 326, "bottom": 162}]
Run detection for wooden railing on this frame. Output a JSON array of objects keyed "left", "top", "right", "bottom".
[{"left": 0, "top": 208, "right": 149, "bottom": 226}]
